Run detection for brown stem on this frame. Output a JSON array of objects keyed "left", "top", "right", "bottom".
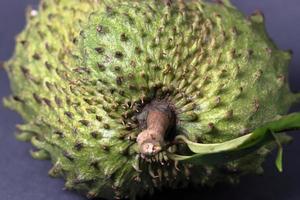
[{"left": 137, "top": 110, "right": 171, "bottom": 156}]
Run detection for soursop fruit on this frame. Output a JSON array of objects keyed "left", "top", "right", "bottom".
[{"left": 3, "top": 0, "right": 300, "bottom": 199}]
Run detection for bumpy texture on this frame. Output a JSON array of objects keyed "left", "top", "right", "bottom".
[{"left": 3, "top": 0, "right": 300, "bottom": 199}]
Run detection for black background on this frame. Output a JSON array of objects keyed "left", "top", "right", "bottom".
[{"left": 0, "top": 1, "right": 299, "bottom": 200}]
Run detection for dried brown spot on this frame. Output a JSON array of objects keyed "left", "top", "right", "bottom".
[
  {"left": 115, "top": 51, "right": 124, "bottom": 59},
  {"left": 33, "top": 93, "right": 42, "bottom": 104},
  {"left": 103, "top": 124, "right": 110, "bottom": 129},
  {"left": 43, "top": 98, "right": 52, "bottom": 107},
  {"left": 79, "top": 120, "right": 90, "bottom": 126},
  {"left": 96, "top": 25, "right": 104, "bottom": 33},
  {"left": 74, "top": 142, "right": 84, "bottom": 151},
  {"left": 33, "top": 53, "right": 41, "bottom": 60},
  {"left": 116, "top": 76, "right": 124, "bottom": 85},
  {"left": 120, "top": 33, "right": 128, "bottom": 41},
  {"left": 97, "top": 63, "right": 105, "bottom": 71},
  {"left": 95, "top": 47, "right": 105, "bottom": 54},
  {"left": 64, "top": 111, "right": 74, "bottom": 119},
  {"left": 63, "top": 151, "right": 74, "bottom": 161}
]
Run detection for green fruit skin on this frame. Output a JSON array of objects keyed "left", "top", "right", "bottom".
[{"left": 3, "top": 0, "right": 299, "bottom": 199}]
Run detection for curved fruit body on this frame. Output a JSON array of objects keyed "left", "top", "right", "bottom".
[{"left": 3, "top": 0, "right": 300, "bottom": 199}]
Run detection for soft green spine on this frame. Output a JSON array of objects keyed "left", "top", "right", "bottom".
[{"left": 3, "top": 0, "right": 299, "bottom": 199}]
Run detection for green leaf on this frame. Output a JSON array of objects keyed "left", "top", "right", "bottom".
[
  {"left": 276, "top": 147, "right": 283, "bottom": 172},
  {"left": 169, "top": 113, "right": 300, "bottom": 169},
  {"left": 175, "top": 133, "right": 255, "bottom": 155},
  {"left": 222, "top": 0, "right": 234, "bottom": 7},
  {"left": 271, "top": 132, "right": 283, "bottom": 172},
  {"left": 168, "top": 132, "right": 272, "bottom": 165}
]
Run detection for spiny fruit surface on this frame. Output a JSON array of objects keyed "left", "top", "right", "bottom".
[{"left": 3, "top": 0, "right": 300, "bottom": 199}]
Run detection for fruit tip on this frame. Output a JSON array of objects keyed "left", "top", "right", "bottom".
[
  {"left": 287, "top": 49, "right": 294, "bottom": 57},
  {"left": 248, "top": 9, "right": 265, "bottom": 23},
  {"left": 0, "top": 61, "right": 4, "bottom": 70},
  {"left": 213, "top": 0, "right": 223, "bottom": 4},
  {"left": 253, "top": 9, "right": 264, "bottom": 17},
  {"left": 295, "top": 93, "right": 300, "bottom": 103},
  {"left": 25, "top": 5, "right": 39, "bottom": 19},
  {"left": 2, "top": 97, "right": 12, "bottom": 108},
  {"left": 281, "top": 49, "right": 293, "bottom": 61},
  {"left": 15, "top": 132, "right": 33, "bottom": 142},
  {"left": 164, "top": 0, "right": 172, "bottom": 7},
  {"left": 30, "top": 149, "right": 50, "bottom": 160},
  {"left": 222, "top": 0, "right": 234, "bottom": 7},
  {"left": 213, "top": 0, "right": 234, "bottom": 8}
]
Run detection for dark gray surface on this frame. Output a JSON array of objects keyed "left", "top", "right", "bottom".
[{"left": 0, "top": 0, "right": 299, "bottom": 200}]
